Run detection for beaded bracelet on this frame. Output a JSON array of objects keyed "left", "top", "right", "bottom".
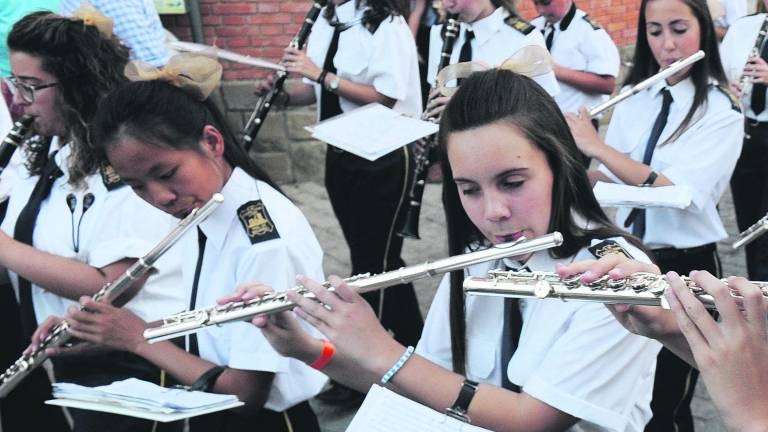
[
  {"left": 380, "top": 346, "right": 415, "bottom": 385},
  {"left": 310, "top": 339, "right": 335, "bottom": 370}
]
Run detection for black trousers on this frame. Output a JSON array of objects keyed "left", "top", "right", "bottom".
[
  {"left": 730, "top": 120, "right": 768, "bottom": 280},
  {"left": 0, "top": 284, "right": 70, "bottom": 432},
  {"left": 645, "top": 243, "right": 721, "bottom": 432},
  {"left": 325, "top": 147, "right": 424, "bottom": 346},
  {"left": 52, "top": 351, "right": 174, "bottom": 432},
  {"left": 189, "top": 400, "right": 319, "bottom": 432}
]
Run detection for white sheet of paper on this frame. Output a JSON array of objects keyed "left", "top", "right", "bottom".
[
  {"left": 306, "top": 104, "right": 439, "bottom": 161},
  {"left": 46, "top": 398, "right": 244, "bottom": 423},
  {"left": 593, "top": 181, "right": 692, "bottom": 209},
  {"left": 346, "top": 385, "right": 492, "bottom": 432},
  {"left": 49, "top": 378, "right": 242, "bottom": 421}
]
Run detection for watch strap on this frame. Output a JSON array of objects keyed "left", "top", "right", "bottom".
[{"left": 445, "top": 379, "right": 478, "bottom": 423}]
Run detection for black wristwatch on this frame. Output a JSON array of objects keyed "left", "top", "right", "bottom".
[{"left": 446, "top": 379, "right": 478, "bottom": 423}]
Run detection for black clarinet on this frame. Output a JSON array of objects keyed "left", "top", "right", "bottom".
[
  {"left": 241, "top": 0, "right": 325, "bottom": 152},
  {"left": 0, "top": 115, "right": 33, "bottom": 174},
  {"left": 397, "top": 15, "right": 459, "bottom": 239}
]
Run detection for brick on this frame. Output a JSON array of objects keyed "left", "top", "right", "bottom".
[
  {"left": 212, "top": 4, "right": 255, "bottom": 14},
  {"left": 250, "top": 13, "right": 292, "bottom": 24},
  {"left": 258, "top": 2, "right": 281, "bottom": 13},
  {"left": 261, "top": 24, "right": 284, "bottom": 35},
  {"left": 222, "top": 15, "right": 246, "bottom": 25},
  {"left": 280, "top": 1, "right": 315, "bottom": 13}
]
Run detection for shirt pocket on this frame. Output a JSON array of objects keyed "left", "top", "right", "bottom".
[
  {"left": 466, "top": 337, "right": 498, "bottom": 380},
  {"left": 335, "top": 30, "right": 370, "bottom": 76}
]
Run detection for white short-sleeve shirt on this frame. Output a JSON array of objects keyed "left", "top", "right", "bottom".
[
  {"left": 531, "top": 6, "right": 620, "bottom": 113},
  {"left": 597, "top": 78, "right": 744, "bottom": 249},
  {"left": 720, "top": 13, "right": 768, "bottom": 121},
  {"left": 427, "top": 7, "right": 560, "bottom": 96},
  {"left": 0, "top": 139, "right": 184, "bottom": 323},
  {"left": 182, "top": 167, "right": 327, "bottom": 412},
  {"left": 416, "top": 236, "right": 661, "bottom": 432},
  {"left": 716, "top": 0, "right": 748, "bottom": 28},
  {"left": 304, "top": 0, "right": 422, "bottom": 118}
]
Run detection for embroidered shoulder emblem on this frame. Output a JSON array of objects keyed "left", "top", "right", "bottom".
[
  {"left": 99, "top": 162, "right": 125, "bottom": 191},
  {"left": 504, "top": 14, "right": 534, "bottom": 35},
  {"left": 582, "top": 14, "right": 601, "bottom": 30},
  {"left": 588, "top": 240, "right": 633, "bottom": 259},
  {"left": 237, "top": 200, "right": 280, "bottom": 244},
  {"left": 713, "top": 85, "right": 742, "bottom": 113}
]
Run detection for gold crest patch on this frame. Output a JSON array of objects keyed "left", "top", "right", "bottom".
[
  {"left": 238, "top": 200, "right": 280, "bottom": 244},
  {"left": 588, "top": 240, "right": 633, "bottom": 259},
  {"left": 504, "top": 15, "right": 534, "bottom": 35},
  {"left": 100, "top": 162, "right": 124, "bottom": 191}
]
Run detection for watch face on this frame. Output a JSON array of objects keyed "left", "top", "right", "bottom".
[{"left": 330, "top": 78, "right": 340, "bottom": 90}]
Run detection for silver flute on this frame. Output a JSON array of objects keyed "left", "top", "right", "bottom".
[
  {"left": 144, "top": 232, "right": 564, "bottom": 343},
  {"left": 464, "top": 270, "right": 768, "bottom": 309},
  {"left": 588, "top": 50, "right": 705, "bottom": 117},
  {"left": 0, "top": 193, "right": 224, "bottom": 398},
  {"left": 733, "top": 213, "right": 768, "bottom": 249}
]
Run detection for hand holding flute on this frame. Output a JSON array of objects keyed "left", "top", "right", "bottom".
[{"left": 558, "top": 254, "right": 768, "bottom": 431}]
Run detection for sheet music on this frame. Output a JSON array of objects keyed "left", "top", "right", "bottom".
[
  {"left": 346, "top": 385, "right": 492, "bottom": 432},
  {"left": 53, "top": 378, "right": 242, "bottom": 418},
  {"left": 593, "top": 181, "right": 692, "bottom": 209},
  {"left": 306, "top": 104, "right": 439, "bottom": 161}
]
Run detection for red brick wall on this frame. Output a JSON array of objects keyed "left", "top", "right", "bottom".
[
  {"left": 517, "top": 0, "right": 639, "bottom": 46},
  {"left": 161, "top": 0, "right": 640, "bottom": 81}
]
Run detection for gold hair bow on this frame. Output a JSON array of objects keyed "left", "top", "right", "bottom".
[
  {"left": 124, "top": 53, "right": 223, "bottom": 101},
  {"left": 71, "top": 3, "right": 114, "bottom": 38},
  {"left": 434, "top": 45, "right": 554, "bottom": 97}
]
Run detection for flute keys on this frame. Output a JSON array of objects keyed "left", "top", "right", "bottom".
[{"left": 534, "top": 280, "right": 553, "bottom": 299}]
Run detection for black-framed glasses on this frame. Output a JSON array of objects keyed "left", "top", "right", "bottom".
[
  {"left": 533, "top": 0, "right": 553, "bottom": 5},
  {"left": 4, "top": 75, "right": 57, "bottom": 103}
]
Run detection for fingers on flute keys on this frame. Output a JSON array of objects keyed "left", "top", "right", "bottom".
[{"left": 665, "top": 271, "right": 720, "bottom": 349}]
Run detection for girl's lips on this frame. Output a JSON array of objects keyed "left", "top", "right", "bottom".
[{"left": 495, "top": 231, "right": 525, "bottom": 243}]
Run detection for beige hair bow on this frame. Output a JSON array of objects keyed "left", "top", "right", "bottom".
[
  {"left": 434, "top": 45, "right": 555, "bottom": 97},
  {"left": 70, "top": 3, "right": 114, "bottom": 38},
  {"left": 124, "top": 53, "right": 224, "bottom": 101}
]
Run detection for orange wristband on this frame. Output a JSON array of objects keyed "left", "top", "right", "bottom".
[{"left": 309, "top": 339, "right": 335, "bottom": 370}]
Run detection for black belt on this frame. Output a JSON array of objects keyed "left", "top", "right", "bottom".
[{"left": 651, "top": 243, "right": 716, "bottom": 262}]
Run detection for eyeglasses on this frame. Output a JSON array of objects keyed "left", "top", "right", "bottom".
[
  {"left": 4, "top": 75, "right": 57, "bottom": 103},
  {"left": 533, "top": 0, "right": 553, "bottom": 5}
]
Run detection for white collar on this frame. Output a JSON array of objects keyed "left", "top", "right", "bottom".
[
  {"left": 335, "top": 0, "right": 360, "bottom": 22},
  {"left": 199, "top": 167, "right": 254, "bottom": 252},
  {"left": 649, "top": 75, "right": 695, "bottom": 107},
  {"left": 466, "top": 7, "right": 506, "bottom": 46}
]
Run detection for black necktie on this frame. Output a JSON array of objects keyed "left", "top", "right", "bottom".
[
  {"left": 458, "top": 28, "right": 474, "bottom": 63},
  {"left": 751, "top": 41, "right": 768, "bottom": 115},
  {"left": 319, "top": 26, "right": 343, "bottom": 121},
  {"left": 455, "top": 29, "right": 474, "bottom": 86},
  {"left": 544, "top": 23, "right": 554, "bottom": 51},
  {"left": 500, "top": 265, "right": 527, "bottom": 392},
  {"left": 187, "top": 227, "right": 207, "bottom": 357},
  {"left": 625, "top": 89, "right": 673, "bottom": 238},
  {"left": 13, "top": 151, "right": 62, "bottom": 337}
]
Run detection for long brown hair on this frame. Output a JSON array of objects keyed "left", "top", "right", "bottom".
[
  {"left": 437, "top": 69, "right": 647, "bottom": 374},
  {"left": 7, "top": 11, "right": 129, "bottom": 187},
  {"left": 625, "top": 0, "right": 727, "bottom": 145}
]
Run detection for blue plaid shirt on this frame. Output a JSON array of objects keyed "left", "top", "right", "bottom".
[{"left": 60, "top": 0, "right": 170, "bottom": 67}]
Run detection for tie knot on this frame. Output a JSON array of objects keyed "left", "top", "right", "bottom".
[
  {"left": 464, "top": 29, "right": 474, "bottom": 40},
  {"left": 661, "top": 88, "right": 673, "bottom": 106}
]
